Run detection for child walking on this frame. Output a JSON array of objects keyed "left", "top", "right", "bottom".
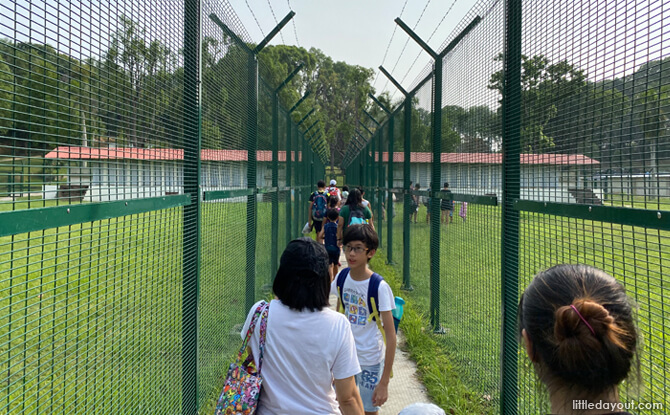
[
  {"left": 331, "top": 224, "right": 396, "bottom": 415},
  {"left": 319, "top": 209, "right": 341, "bottom": 281}
]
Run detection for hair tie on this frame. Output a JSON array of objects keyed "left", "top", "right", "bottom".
[{"left": 570, "top": 304, "right": 596, "bottom": 336}]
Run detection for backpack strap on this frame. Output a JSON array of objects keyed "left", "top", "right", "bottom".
[
  {"left": 336, "top": 268, "right": 350, "bottom": 314},
  {"left": 368, "top": 274, "right": 393, "bottom": 378},
  {"left": 366, "top": 273, "right": 383, "bottom": 322},
  {"left": 367, "top": 273, "right": 386, "bottom": 343}
]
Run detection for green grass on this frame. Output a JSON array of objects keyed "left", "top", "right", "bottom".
[
  {"left": 0, "top": 157, "right": 64, "bottom": 195},
  {"left": 2, "top": 193, "right": 668, "bottom": 414},
  {"left": 384, "top": 200, "right": 670, "bottom": 414},
  {"left": 0, "top": 197, "right": 303, "bottom": 414},
  {"left": 369, "top": 257, "right": 496, "bottom": 414}
]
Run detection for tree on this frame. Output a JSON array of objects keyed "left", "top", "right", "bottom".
[
  {"left": 546, "top": 83, "right": 629, "bottom": 159},
  {"left": 105, "top": 15, "right": 172, "bottom": 147},
  {"left": 489, "top": 54, "right": 586, "bottom": 152},
  {"left": 0, "top": 41, "right": 81, "bottom": 153},
  {"left": 633, "top": 85, "right": 670, "bottom": 198},
  {"left": 0, "top": 54, "right": 12, "bottom": 138}
]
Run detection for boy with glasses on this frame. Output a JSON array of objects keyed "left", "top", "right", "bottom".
[{"left": 331, "top": 224, "right": 396, "bottom": 415}]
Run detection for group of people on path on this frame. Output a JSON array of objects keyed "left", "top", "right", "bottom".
[
  {"left": 234, "top": 178, "right": 643, "bottom": 415},
  {"left": 410, "top": 182, "right": 467, "bottom": 225}
]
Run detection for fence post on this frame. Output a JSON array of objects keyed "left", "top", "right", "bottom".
[
  {"left": 377, "top": 127, "right": 384, "bottom": 246},
  {"left": 501, "top": 0, "right": 522, "bottom": 413},
  {"left": 403, "top": 98, "right": 412, "bottom": 290},
  {"left": 286, "top": 114, "right": 292, "bottom": 244},
  {"left": 271, "top": 65, "right": 303, "bottom": 279},
  {"left": 430, "top": 60, "right": 442, "bottom": 331},
  {"left": 246, "top": 52, "right": 258, "bottom": 312},
  {"left": 287, "top": 92, "right": 310, "bottom": 244},
  {"left": 182, "top": 0, "right": 201, "bottom": 412},
  {"left": 395, "top": 16, "right": 455, "bottom": 330},
  {"left": 370, "top": 93, "right": 395, "bottom": 263},
  {"left": 387, "top": 114, "right": 395, "bottom": 264}
]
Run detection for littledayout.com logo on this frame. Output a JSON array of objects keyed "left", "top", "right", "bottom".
[{"left": 573, "top": 400, "right": 663, "bottom": 412}]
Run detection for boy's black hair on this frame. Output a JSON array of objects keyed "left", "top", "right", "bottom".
[
  {"left": 342, "top": 224, "right": 379, "bottom": 258},
  {"left": 444, "top": 182, "right": 449, "bottom": 188},
  {"left": 327, "top": 208, "right": 339, "bottom": 221},
  {"left": 328, "top": 197, "right": 338, "bottom": 208},
  {"left": 317, "top": 180, "right": 326, "bottom": 188},
  {"left": 273, "top": 237, "right": 330, "bottom": 311},
  {"left": 342, "top": 185, "right": 349, "bottom": 192}
]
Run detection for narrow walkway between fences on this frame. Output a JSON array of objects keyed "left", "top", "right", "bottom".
[{"left": 1, "top": 1, "right": 669, "bottom": 414}]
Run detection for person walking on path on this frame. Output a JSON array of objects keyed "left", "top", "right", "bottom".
[
  {"left": 327, "top": 179, "right": 342, "bottom": 206},
  {"left": 241, "top": 238, "right": 364, "bottom": 414},
  {"left": 309, "top": 180, "right": 330, "bottom": 244},
  {"left": 332, "top": 225, "right": 396, "bottom": 415},
  {"left": 319, "top": 208, "right": 341, "bottom": 281},
  {"left": 337, "top": 188, "right": 374, "bottom": 243},
  {"left": 331, "top": 246, "right": 434, "bottom": 414}
]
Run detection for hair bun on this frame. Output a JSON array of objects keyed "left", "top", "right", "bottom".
[{"left": 554, "top": 299, "right": 613, "bottom": 342}]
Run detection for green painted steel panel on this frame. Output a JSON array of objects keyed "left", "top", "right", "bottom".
[
  {"left": 514, "top": 200, "right": 670, "bottom": 231},
  {"left": 0, "top": 194, "right": 191, "bottom": 238}
]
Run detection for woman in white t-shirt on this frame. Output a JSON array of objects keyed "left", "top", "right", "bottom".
[{"left": 241, "top": 237, "right": 364, "bottom": 415}]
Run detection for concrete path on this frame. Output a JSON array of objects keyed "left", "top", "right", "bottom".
[{"left": 330, "top": 251, "right": 432, "bottom": 414}]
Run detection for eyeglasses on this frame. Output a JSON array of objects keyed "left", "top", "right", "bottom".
[{"left": 343, "top": 245, "right": 368, "bottom": 254}]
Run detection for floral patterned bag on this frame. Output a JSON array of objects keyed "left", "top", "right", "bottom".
[{"left": 215, "top": 301, "right": 269, "bottom": 415}]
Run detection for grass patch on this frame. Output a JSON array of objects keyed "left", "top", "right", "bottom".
[
  {"left": 0, "top": 197, "right": 305, "bottom": 414},
  {"left": 379, "top": 199, "right": 670, "bottom": 414},
  {"left": 0, "top": 157, "right": 64, "bottom": 195},
  {"left": 369, "top": 257, "right": 496, "bottom": 414}
]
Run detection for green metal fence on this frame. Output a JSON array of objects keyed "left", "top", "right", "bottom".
[
  {"left": 346, "top": 0, "right": 670, "bottom": 413},
  {"left": 2, "top": 0, "right": 670, "bottom": 414},
  {"left": 0, "top": 1, "right": 325, "bottom": 413}
]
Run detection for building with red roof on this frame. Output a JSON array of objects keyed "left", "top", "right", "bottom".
[{"left": 43, "top": 146, "right": 601, "bottom": 204}]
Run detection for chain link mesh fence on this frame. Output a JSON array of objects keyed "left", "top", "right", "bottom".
[
  {"left": 345, "top": 0, "right": 669, "bottom": 413},
  {"left": 0, "top": 1, "right": 324, "bottom": 413},
  {"left": 2, "top": 0, "right": 669, "bottom": 413}
]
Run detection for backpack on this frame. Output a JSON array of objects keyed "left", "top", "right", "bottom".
[
  {"left": 336, "top": 268, "right": 385, "bottom": 324},
  {"left": 324, "top": 221, "right": 338, "bottom": 247},
  {"left": 348, "top": 207, "right": 368, "bottom": 226},
  {"left": 312, "top": 191, "right": 328, "bottom": 220},
  {"left": 336, "top": 268, "right": 398, "bottom": 378},
  {"left": 328, "top": 186, "right": 341, "bottom": 201}
]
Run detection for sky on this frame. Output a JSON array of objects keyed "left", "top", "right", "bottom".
[
  {"left": 225, "top": 0, "right": 474, "bottom": 102},
  {"left": 3, "top": 0, "right": 668, "bottom": 108}
]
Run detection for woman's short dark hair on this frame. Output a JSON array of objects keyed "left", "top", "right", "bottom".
[
  {"left": 273, "top": 237, "right": 330, "bottom": 311},
  {"left": 518, "top": 264, "right": 638, "bottom": 396},
  {"left": 342, "top": 224, "right": 379, "bottom": 252}
]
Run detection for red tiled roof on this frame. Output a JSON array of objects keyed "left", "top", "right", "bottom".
[
  {"left": 378, "top": 152, "right": 598, "bottom": 165},
  {"left": 45, "top": 147, "right": 597, "bottom": 165},
  {"left": 44, "top": 147, "right": 301, "bottom": 162}
]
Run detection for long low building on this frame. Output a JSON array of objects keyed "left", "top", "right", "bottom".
[
  {"left": 43, "top": 147, "right": 302, "bottom": 202},
  {"left": 44, "top": 147, "right": 605, "bottom": 204},
  {"left": 372, "top": 151, "right": 602, "bottom": 204}
]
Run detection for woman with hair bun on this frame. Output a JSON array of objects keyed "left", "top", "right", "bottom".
[{"left": 518, "top": 264, "right": 639, "bottom": 414}]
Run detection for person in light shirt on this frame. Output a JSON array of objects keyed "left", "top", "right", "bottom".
[{"left": 241, "top": 238, "right": 364, "bottom": 415}]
